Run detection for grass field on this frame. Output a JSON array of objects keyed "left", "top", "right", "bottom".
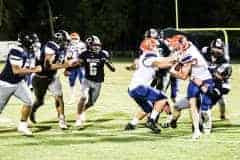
[{"left": 0, "top": 59, "right": 240, "bottom": 160}]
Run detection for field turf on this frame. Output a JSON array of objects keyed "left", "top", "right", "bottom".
[{"left": 0, "top": 59, "right": 240, "bottom": 160}]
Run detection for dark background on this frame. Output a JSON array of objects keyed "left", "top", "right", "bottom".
[{"left": 0, "top": 0, "right": 240, "bottom": 56}]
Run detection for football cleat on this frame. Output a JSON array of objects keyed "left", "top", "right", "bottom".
[
  {"left": 59, "top": 116, "right": 68, "bottom": 130},
  {"left": 75, "top": 119, "right": 84, "bottom": 129},
  {"left": 192, "top": 131, "right": 202, "bottom": 140},
  {"left": 124, "top": 123, "right": 136, "bottom": 131},
  {"left": 145, "top": 118, "right": 161, "bottom": 134},
  {"left": 18, "top": 121, "right": 33, "bottom": 136},
  {"left": 30, "top": 111, "right": 37, "bottom": 124},
  {"left": 170, "top": 119, "right": 177, "bottom": 128},
  {"left": 161, "top": 122, "right": 170, "bottom": 128}
]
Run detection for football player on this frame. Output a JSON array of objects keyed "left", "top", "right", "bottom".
[
  {"left": 64, "top": 32, "right": 87, "bottom": 104},
  {"left": 30, "top": 30, "right": 77, "bottom": 129},
  {"left": 201, "top": 38, "right": 230, "bottom": 120},
  {"left": 0, "top": 32, "right": 42, "bottom": 136},
  {"left": 75, "top": 35, "right": 116, "bottom": 128},
  {"left": 126, "top": 38, "right": 176, "bottom": 133},
  {"left": 125, "top": 28, "right": 159, "bottom": 71},
  {"left": 169, "top": 34, "right": 214, "bottom": 139},
  {"left": 24, "top": 33, "right": 41, "bottom": 90},
  {"left": 164, "top": 63, "right": 232, "bottom": 132}
]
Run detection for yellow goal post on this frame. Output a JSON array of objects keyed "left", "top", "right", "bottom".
[{"left": 175, "top": 27, "right": 240, "bottom": 61}]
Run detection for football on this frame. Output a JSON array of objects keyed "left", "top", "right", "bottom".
[{"left": 174, "top": 62, "right": 183, "bottom": 71}]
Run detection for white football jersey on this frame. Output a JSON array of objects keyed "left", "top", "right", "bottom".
[
  {"left": 129, "top": 52, "right": 160, "bottom": 90},
  {"left": 182, "top": 43, "right": 212, "bottom": 80},
  {"left": 66, "top": 41, "right": 86, "bottom": 59}
]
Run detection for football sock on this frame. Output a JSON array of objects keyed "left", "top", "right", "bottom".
[
  {"left": 130, "top": 117, "right": 138, "bottom": 125},
  {"left": 150, "top": 110, "right": 159, "bottom": 121}
]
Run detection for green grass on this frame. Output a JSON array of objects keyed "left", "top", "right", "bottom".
[{"left": 0, "top": 59, "right": 240, "bottom": 160}]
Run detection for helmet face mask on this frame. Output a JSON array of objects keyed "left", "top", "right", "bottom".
[
  {"left": 18, "top": 32, "right": 40, "bottom": 52},
  {"left": 53, "top": 30, "right": 71, "bottom": 48},
  {"left": 86, "top": 35, "right": 102, "bottom": 53},
  {"left": 210, "top": 38, "right": 225, "bottom": 57}
]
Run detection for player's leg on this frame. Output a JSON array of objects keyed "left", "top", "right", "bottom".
[
  {"left": 125, "top": 91, "right": 153, "bottom": 130},
  {"left": 76, "top": 79, "right": 90, "bottom": 128},
  {"left": 125, "top": 110, "right": 148, "bottom": 130},
  {"left": 162, "top": 97, "right": 190, "bottom": 128},
  {"left": 30, "top": 76, "right": 50, "bottom": 123},
  {"left": 78, "top": 67, "right": 85, "bottom": 84},
  {"left": 14, "top": 80, "right": 34, "bottom": 136},
  {"left": 48, "top": 76, "right": 67, "bottom": 129},
  {"left": 76, "top": 81, "right": 102, "bottom": 128},
  {"left": 86, "top": 81, "right": 102, "bottom": 109},
  {"left": 187, "top": 81, "right": 202, "bottom": 139},
  {"left": 200, "top": 80, "right": 214, "bottom": 134},
  {"left": 218, "top": 97, "right": 227, "bottom": 120},
  {"left": 170, "top": 76, "right": 179, "bottom": 103},
  {"left": 0, "top": 80, "right": 16, "bottom": 114},
  {"left": 130, "top": 85, "right": 168, "bottom": 133},
  {"left": 68, "top": 69, "right": 78, "bottom": 104},
  {"left": 146, "top": 98, "right": 168, "bottom": 133}
]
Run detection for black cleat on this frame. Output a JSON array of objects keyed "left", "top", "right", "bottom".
[
  {"left": 145, "top": 118, "right": 161, "bottom": 134},
  {"left": 30, "top": 111, "right": 37, "bottom": 124},
  {"left": 161, "top": 122, "right": 170, "bottom": 128},
  {"left": 124, "top": 123, "right": 136, "bottom": 130},
  {"left": 170, "top": 119, "right": 177, "bottom": 128}
]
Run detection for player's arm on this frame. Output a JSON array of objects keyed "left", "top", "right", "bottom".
[
  {"left": 11, "top": 64, "right": 42, "bottom": 75},
  {"left": 102, "top": 50, "right": 116, "bottom": 72},
  {"left": 151, "top": 56, "right": 176, "bottom": 69},
  {"left": 44, "top": 54, "right": 67, "bottom": 70},
  {"left": 9, "top": 54, "right": 42, "bottom": 75},
  {"left": 104, "top": 59, "right": 116, "bottom": 72}
]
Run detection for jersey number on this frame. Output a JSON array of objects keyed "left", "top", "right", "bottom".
[{"left": 89, "top": 62, "right": 97, "bottom": 76}]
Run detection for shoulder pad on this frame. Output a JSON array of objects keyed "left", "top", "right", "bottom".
[
  {"left": 46, "top": 41, "right": 60, "bottom": 50},
  {"left": 10, "top": 46, "right": 24, "bottom": 53}
]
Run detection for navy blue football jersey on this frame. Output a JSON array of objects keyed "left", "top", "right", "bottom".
[
  {"left": 36, "top": 41, "right": 66, "bottom": 78},
  {"left": 79, "top": 50, "right": 110, "bottom": 82},
  {"left": 0, "top": 46, "right": 29, "bottom": 84}
]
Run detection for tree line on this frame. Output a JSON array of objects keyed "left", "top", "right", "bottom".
[{"left": 0, "top": 0, "right": 240, "bottom": 54}]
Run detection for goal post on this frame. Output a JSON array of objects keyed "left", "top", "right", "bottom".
[
  {"left": 176, "top": 27, "right": 240, "bottom": 61},
  {"left": 174, "top": 0, "right": 240, "bottom": 60}
]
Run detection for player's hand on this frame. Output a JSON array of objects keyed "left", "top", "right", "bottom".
[
  {"left": 33, "top": 65, "right": 42, "bottom": 73},
  {"left": 174, "top": 62, "right": 183, "bottom": 71},
  {"left": 100, "top": 57, "right": 107, "bottom": 63},
  {"left": 191, "top": 77, "right": 203, "bottom": 86},
  {"left": 64, "top": 70, "right": 70, "bottom": 76},
  {"left": 67, "top": 59, "right": 81, "bottom": 68}
]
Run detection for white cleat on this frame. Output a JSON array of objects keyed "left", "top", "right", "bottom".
[
  {"left": 203, "top": 128, "right": 211, "bottom": 135},
  {"left": 202, "top": 110, "right": 212, "bottom": 135},
  {"left": 17, "top": 122, "right": 33, "bottom": 136},
  {"left": 59, "top": 117, "right": 68, "bottom": 130},
  {"left": 192, "top": 131, "right": 202, "bottom": 140},
  {"left": 75, "top": 119, "right": 84, "bottom": 128}
]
